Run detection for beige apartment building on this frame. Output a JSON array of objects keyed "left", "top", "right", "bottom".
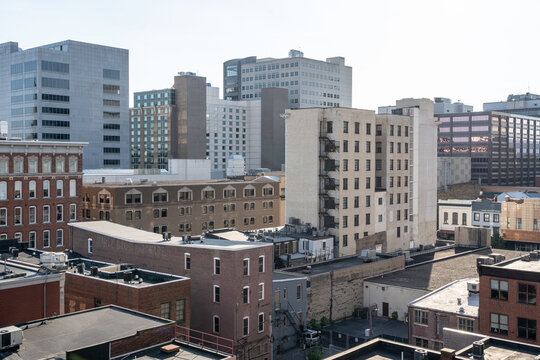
[
  {"left": 501, "top": 197, "right": 540, "bottom": 249},
  {"left": 81, "top": 176, "right": 282, "bottom": 236},
  {"left": 285, "top": 99, "right": 438, "bottom": 255}
]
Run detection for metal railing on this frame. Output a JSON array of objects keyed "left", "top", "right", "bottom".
[{"left": 174, "top": 325, "right": 234, "bottom": 356}]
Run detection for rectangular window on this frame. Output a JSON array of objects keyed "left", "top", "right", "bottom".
[
  {"left": 243, "top": 286, "right": 249, "bottom": 304},
  {"left": 42, "top": 60, "right": 69, "bottom": 73},
  {"left": 56, "top": 229, "right": 63, "bottom": 247},
  {"left": 14, "top": 181, "right": 22, "bottom": 199},
  {"left": 414, "top": 310, "right": 428, "bottom": 325},
  {"left": 176, "top": 299, "right": 185, "bottom": 322},
  {"left": 56, "top": 180, "right": 63, "bottom": 197},
  {"left": 258, "top": 313, "right": 264, "bottom": 333},
  {"left": 29, "top": 231, "right": 36, "bottom": 248},
  {"left": 484, "top": 213, "right": 490, "bottom": 222},
  {"left": 29, "top": 181, "right": 36, "bottom": 198},
  {"left": 69, "top": 179, "right": 76, "bottom": 197},
  {"left": 243, "top": 317, "right": 249, "bottom": 337},
  {"left": 160, "top": 302, "right": 170, "bottom": 319},
  {"left": 14, "top": 207, "right": 22, "bottom": 225},
  {"left": 214, "top": 285, "right": 220, "bottom": 302},
  {"left": 258, "top": 283, "right": 264, "bottom": 300},
  {"left": 0, "top": 209, "right": 6, "bottom": 227},
  {"left": 29, "top": 206, "right": 36, "bottom": 224},
  {"left": 518, "top": 283, "right": 537, "bottom": 305},
  {"left": 518, "top": 318, "right": 537, "bottom": 341},
  {"left": 43, "top": 230, "right": 50, "bottom": 248},
  {"left": 103, "top": 69, "right": 120, "bottom": 79},
  {"left": 458, "top": 317, "right": 474, "bottom": 332},
  {"left": 43, "top": 205, "right": 50, "bottom": 223},
  {"left": 259, "top": 256, "right": 265, "bottom": 272},
  {"left": 490, "top": 279, "right": 508, "bottom": 301},
  {"left": 297, "top": 284, "right": 302, "bottom": 300},
  {"left": 474, "top": 212, "right": 480, "bottom": 221},
  {"left": 56, "top": 204, "right": 63, "bottom": 222},
  {"left": 243, "top": 258, "right": 250, "bottom": 275},
  {"left": 214, "top": 258, "right": 221, "bottom": 275},
  {"left": 185, "top": 253, "right": 191, "bottom": 270},
  {"left": 214, "top": 316, "right": 220, "bottom": 333},
  {"left": 69, "top": 203, "right": 77, "bottom": 221},
  {"left": 490, "top": 313, "right": 508, "bottom": 335}
]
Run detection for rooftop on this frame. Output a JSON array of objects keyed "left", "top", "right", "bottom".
[
  {"left": 0, "top": 261, "right": 62, "bottom": 289},
  {"left": 273, "top": 271, "right": 308, "bottom": 282},
  {"left": 455, "top": 338, "right": 540, "bottom": 360},
  {"left": 82, "top": 175, "right": 278, "bottom": 187},
  {"left": 409, "top": 278, "right": 479, "bottom": 318},
  {"left": 66, "top": 258, "right": 188, "bottom": 288},
  {"left": 497, "top": 253, "right": 540, "bottom": 272},
  {"left": 7, "top": 306, "right": 172, "bottom": 360},
  {"left": 284, "top": 253, "right": 396, "bottom": 276},
  {"left": 69, "top": 221, "right": 272, "bottom": 251},
  {"left": 365, "top": 248, "right": 522, "bottom": 291},
  {"left": 119, "top": 341, "right": 227, "bottom": 360}
]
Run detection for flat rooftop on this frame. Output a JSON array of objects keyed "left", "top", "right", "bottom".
[
  {"left": 284, "top": 253, "right": 395, "bottom": 276},
  {"left": 82, "top": 175, "right": 278, "bottom": 188},
  {"left": 66, "top": 259, "right": 188, "bottom": 288},
  {"left": 365, "top": 248, "right": 521, "bottom": 291},
  {"left": 0, "top": 261, "right": 62, "bottom": 287},
  {"left": 12, "top": 306, "right": 172, "bottom": 359},
  {"left": 497, "top": 255, "right": 540, "bottom": 272},
  {"left": 69, "top": 221, "right": 272, "bottom": 250},
  {"left": 455, "top": 338, "right": 540, "bottom": 360},
  {"left": 409, "top": 278, "right": 479, "bottom": 318},
  {"left": 273, "top": 271, "right": 307, "bottom": 282},
  {"left": 120, "top": 341, "right": 227, "bottom": 360}
]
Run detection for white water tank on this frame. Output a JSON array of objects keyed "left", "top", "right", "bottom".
[{"left": 226, "top": 155, "right": 245, "bottom": 177}]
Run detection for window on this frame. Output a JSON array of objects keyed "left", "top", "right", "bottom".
[
  {"left": 259, "top": 256, "right": 265, "bottom": 272},
  {"left": 29, "top": 231, "right": 36, "bottom": 248},
  {"left": 14, "top": 207, "right": 22, "bottom": 225},
  {"left": 244, "top": 186, "right": 255, "bottom": 197},
  {"left": 69, "top": 204, "right": 76, "bottom": 221},
  {"left": 414, "top": 310, "right": 428, "bottom": 325},
  {"left": 258, "top": 313, "right": 264, "bottom": 333},
  {"left": 29, "top": 181, "right": 36, "bottom": 199},
  {"left": 43, "top": 180, "right": 50, "bottom": 198},
  {"left": 223, "top": 188, "right": 236, "bottom": 198},
  {"left": 484, "top": 213, "right": 490, "bottom": 222},
  {"left": 56, "top": 180, "right": 63, "bottom": 197},
  {"left": 14, "top": 181, "right": 22, "bottom": 199},
  {"left": 243, "top": 286, "right": 249, "bottom": 304},
  {"left": 43, "top": 230, "right": 50, "bottom": 248},
  {"left": 493, "top": 214, "right": 500, "bottom": 223},
  {"left": 297, "top": 284, "right": 302, "bottom": 300},
  {"left": 415, "top": 338, "right": 428, "bottom": 348},
  {"left": 29, "top": 206, "right": 36, "bottom": 224},
  {"left": 160, "top": 302, "right": 171, "bottom": 319},
  {"left": 0, "top": 182, "right": 6, "bottom": 200},
  {"left": 517, "top": 218, "right": 522, "bottom": 230},
  {"left": 452, "top": 212, "right": 458, "bottom": 225},
  {"left": 69, "top": 179, "right": 76, "bottom": 197},
  {"left": 42, "top": 157, "right": 51, "bottom": 173},
  {"left": 366, "top": 141, "right": 371, "bottom": 153},
  {"left": 56, "top": 157, "right": 65, "bottom": 173},
  {"left": 43, "top": 205, "right": 50, "bottom": 223},
  {"left": 243, "top": 317, "right": 249, "bottom": 337},
  {"left": 56, "top": 229, "right": 63, "bottom": 247},
  {"left": 343, "top": 235, "right": 348, "bottom": 247},
  {"left": 490, "top": 313, "right": 508, "bottom": 335},
  {"left": 243, "top": 258, "right": 250, "bottom": 275},
  {"left": 214, "top": 258, "right": 221, "bottom": 275},
  {"left": 176, "top": 299, "right": 185, "bottom": 323},
  {"left": 474, "top": 212, "right": 480, "bottom": 221},
  {"left": 518, "top": 283, "right": 536, "bottom": 305},
  {"left": 518, "top": 318, "right": 537, "bottom": 341},
  {"left": 185, "top": 253, "right": 191, "bottom": 270},
  {"left": 125, "top": 190, "right": 142, "bottom": 204},
  {"left": 258, "top": 283, "right": 264, "bottom": 300},
  {"left": 462, "top": 213, "right": 467, "bottom": 225},
  {"left": 56, "top": 205, "right": 63, "bottom": 222},
  {"left": 213, "top": 316, "right": 220, "bottom": 333},
  {"left": 343, "top": 121, "right": 348, "bottom": 133},
  {"left": 342, "top": 140, "right": 348, "bottom": 152},
  {"left": 214, "top": 285, "right": 220, "bottom": 302},
  {"left": 490, "top": 279, "right": 508, "bottom": 301},
  {"left": 458, "top": 317, "right": 474, "bottom": 332},
  {"left": 14, "top": 158, "right": 23, "bottom": 173},
  {"left": 178, "top": 188, "right": 193, "bottom": 201}
]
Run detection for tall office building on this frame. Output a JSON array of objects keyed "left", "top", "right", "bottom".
[
  {"left": 484, "top": 93, "right": 540, "bottom": 117},
  {"left": 285, "top": 99, "right": 437, "bottom": 255},
  {"left": 223, "top": 50, "right": 352, "bottom": 108},
  {"left": 130, "top": 73, "right": 206, "bottom": 169},
  {"left": 437, "top": 111, "right": 540, "bottom": 186},
  {"left": 0, "top": 41, "right": 129, "bottom": 169}
]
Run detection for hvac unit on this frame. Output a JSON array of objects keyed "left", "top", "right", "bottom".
[
  {"left": 467, "top": 280, "right": 479, "bottom": 294},
  {"left": 0, "top": 326, "right": 23, "bottom": 351}
]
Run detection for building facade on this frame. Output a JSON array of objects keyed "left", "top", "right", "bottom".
[
  {"left": 0, "top": 40, "right": 129, "bottom": 169},
  {"left": 81, "top": 176, "right": 282, "bottom": 236},
  {"left": 69, "top": 221, "right": 274, "bottom": 360},
  {"left": 471, "top": 198, "right": 501, "bottom": 236},
  {"left": 0, "top": 139, "right": 86, "bottom": 250},
  {"left": 437, "top": 111, "right": 540, "bottom": 186},
  {"left": 285, "top": 99, "right": 437, "bottom": 256},
  {"left": 437, "top": 200, "right": 473, "bottom": 239},
  {"left": 272, "top": 272, "right": 307, "bottom": 358},
  {"left": 501, "top": 197, "right": 540, "bottom": 250},
  {"left": 64, "top": 258, "right": 190, "bottom": 327},
  {"left": 130, "top": 74, "right": 206, "bottom": 170},
  {"left": 478, "top": 252, "right": 540, "bottom": 345},
  {"left": 223, "top": 50, "right": 352, "bottom": 109},
  {"left": 484, "top": 93, "right": 540, "bottom": 117}
]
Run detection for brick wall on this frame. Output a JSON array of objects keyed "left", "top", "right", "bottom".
[
  {"left": 306, "top": 255, "right": 404, "bottom": 321},
  {"left": 110, "top": 323, "right": 175, "bottom": 357}
]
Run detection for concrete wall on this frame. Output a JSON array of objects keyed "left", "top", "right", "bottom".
[
  {"left": 438, "top": 158, "right": 471, "bottom": 189},
  {"left": 364, "top": 282, "right": 427, "bottom": 321},
  {"left": 302, "top": 255, "right": 405, "bottom": 322},
  {"left": 455, "top": 226, "right": 490, "bottom": 247},
  {"left": 261, "top": 88, "right": 288, "bottom": 171}
]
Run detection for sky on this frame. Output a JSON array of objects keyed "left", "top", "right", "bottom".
[{"left": 2, "top": 0, "right": 539, "bottom": 110}]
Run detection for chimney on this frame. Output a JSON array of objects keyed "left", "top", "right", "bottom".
[{"left": 441, "top": 348, "right": 456, "bottom": 360}]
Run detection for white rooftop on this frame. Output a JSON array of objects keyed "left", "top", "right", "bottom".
[
  {"left": 409, "top": 278, "right": 479, "bottom": 318},
  {"left": 69, "top": 221, "right": 272, "bottom": 251},
  {"left": 500, "top": 257, "right": 540, "bottom": 272}
]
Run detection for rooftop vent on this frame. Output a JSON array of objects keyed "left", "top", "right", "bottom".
[
  {"left": 472, "top": 340, "right": 484, "bottom": 357},
  {"left": 414, "top": 348, "right": 427, "bottom": 360}
]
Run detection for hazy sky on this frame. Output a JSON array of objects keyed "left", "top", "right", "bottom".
[{"left": 2, "top": 0, "right": 539, "bottom": 110}]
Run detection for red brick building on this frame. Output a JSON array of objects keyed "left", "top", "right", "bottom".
[
  {"left": 64, "top": 258, "right": 190, "bottom": 327},
  {"left": 478, "top": 252, "right": 540, "bottom": 345},
  {"left": 0, "top": 260, "right": 62, "bottom": 326},
  {"left": 69, "top": 221, "right": 273, "bottom": 360},
  {"left": 0, "top": 139, "right": 86, "bottom": 250}
]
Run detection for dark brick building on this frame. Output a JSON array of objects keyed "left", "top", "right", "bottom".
[
  {"left": 0, "top": 139, "right": 86, "bottom": 250},
  {"left": 478, "top": 252, "right": 540, "bottom": 345},
  {"left": 64, "top": 258, "right": 190, "bottom": 327},
  {"left": 69, "top": 221, "right": 274, "bottom": 360}
]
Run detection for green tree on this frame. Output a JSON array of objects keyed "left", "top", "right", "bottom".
[
  {"left": 309, "top": 318, "right": 321, "bottom": 331},
  {"left": 308, "top": 346, "right": 323, "bottom": 360},
  {"left": 320, "top": 316, "right": 329, "bottom": 327},
  {"left": 491, "top": 230, "right": 506, "bottom": 249}
]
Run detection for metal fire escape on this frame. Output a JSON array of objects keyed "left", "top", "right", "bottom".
[{"left": 319, "top": 117, "right": 339, "bottom": 230}]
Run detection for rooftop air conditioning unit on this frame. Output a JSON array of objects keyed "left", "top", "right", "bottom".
[
  {"left": 467, "top": 280, "right": 479, "bottom": 293},
  {"left": 488, "top": 253, "right": 505, "bottom": 263},
  {"left": 0, "top": 326, "right": 23, "bottom": 351}
]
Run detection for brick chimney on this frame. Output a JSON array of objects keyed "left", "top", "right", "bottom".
[{"left": 440, "top": 348, "right": 455, "bottom": 360}]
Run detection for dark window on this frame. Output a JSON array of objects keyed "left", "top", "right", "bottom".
[
  {"left": 103, "top": 123, "right": 121, "bottom": 130},
  {"left": 42, "top": 120, "right": 70, "bottom": 127},
  {"left": 490, "top": 280, "right": 508, "bottom": 301},
  {"left": 42, "top": 60, "right": 69, "bottom": 73},
  {"left": 103, "top": 135, "right": 120, "bottom": 142},
  {"left": 42, "top": 107, "right": 69, "bottom": 115},
  {"left": 518, "top": 284, "right": 536, "bottom": 305},
  {"left": 42, "top": 133, "right": 70, "bottom": 140},
  {"left": 103, "top": 147, "right": 120, "bottom": 153},
  {"left": 42, "top": 93, "right": 70, "bottom": 102},
  {"left": 42, "top": 77, "right": 69, "bottom": 89},
  {"left": 518, "top": 318, "right": 536, "bottom": 340}
]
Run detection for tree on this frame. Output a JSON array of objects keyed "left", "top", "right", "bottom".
[
  {"left": 491, "top": 230, "right": 506, "bottom": 249},
  {"left": 308, "top": 346, "right": 323, "bottom": 360}
]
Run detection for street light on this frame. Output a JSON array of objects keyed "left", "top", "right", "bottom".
[{"left": 368, "top": 304, "right": 378, "bottom": 339}]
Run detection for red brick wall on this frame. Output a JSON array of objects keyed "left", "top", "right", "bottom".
[
  {"left": 64, "top": 272, "right": 190, "bottom": 327},
  {"left": 479, "top": 275, "right": 540, "bottom": 345},
  {"left": 0, "top": 280, "right": 60, "bottom": 326},
  {"left": 110, "top": 323, "right": 175, "bottom": 357},
  {"left": 0, "top": 150, "right": 83, "bottom": 251}
]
